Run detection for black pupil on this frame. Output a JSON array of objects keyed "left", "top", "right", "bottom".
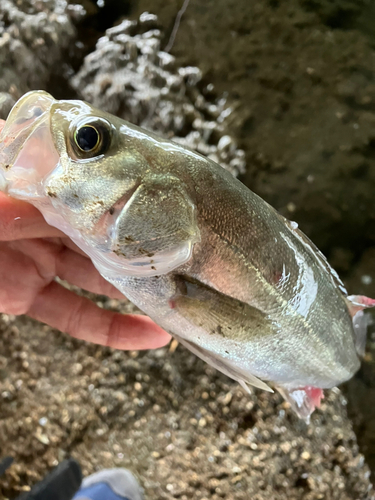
[{"left": 76, "top": 126, "right": 99, "bottom": 151}]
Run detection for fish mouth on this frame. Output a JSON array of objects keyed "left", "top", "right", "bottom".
[{"left": 0, "top": 91, "right": 60, "bottom": 199}]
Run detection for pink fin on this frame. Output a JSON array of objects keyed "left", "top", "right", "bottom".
[
  {"left": 346, "top": 295, "right": 375, "bottom": 356},
  {"left": 277, "top": 386, "right": 324, "bottom": 422},
  {"left": 346, "top": 295, "right": 375, "bottom": 316}
]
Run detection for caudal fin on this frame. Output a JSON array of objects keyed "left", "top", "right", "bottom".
[{"left": 346, "top": 295, "right": 375, "bottom": 356}]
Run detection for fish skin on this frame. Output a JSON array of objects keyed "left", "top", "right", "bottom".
[{"left": 0, "top": 91, "right": 373, "bottom": 419}]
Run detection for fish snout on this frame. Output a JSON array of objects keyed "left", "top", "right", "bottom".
[{"left": 0, "top": 91, "right": 60, "bottom": 199}]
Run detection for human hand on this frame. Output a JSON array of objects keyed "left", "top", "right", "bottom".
[{"left": 0, "top": 120, "right": 171, "bottom": 350}]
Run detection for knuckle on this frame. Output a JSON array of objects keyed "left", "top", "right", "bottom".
[
  {"left": 104, "top": 314, "right": 121, "bottom": 348},
  {"left": 66, "top": 298, "right": 86, "bottom": 338}
]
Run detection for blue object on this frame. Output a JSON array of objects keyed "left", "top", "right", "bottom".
[{"left": 73, "top": 482, "right": 131, "bottom": 500}]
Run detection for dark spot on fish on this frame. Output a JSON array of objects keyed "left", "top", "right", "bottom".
[
  {"left": 216, "top": 325, "right": 224, "bottom": 337},
  {"left": 138, "top": 247, "right": 154, "bottom": 258},
  {"left": 151, "top": 266, "right": 156, "bottom": 270},
  {"left": 225, "top": 350, "right": 229, "bottom": 354},
  {"left": 47, "top": 190, "right": 57, "bottom": 198},
  {"left": 109, "top": 207, "right": 115, "bottom": 215},
  {"left": 124, "top": 236, "right": 135, "bottom": 243},
  {"left": 113, "top": 248, "right": 126, "bottom": 257},
  {"left": 4, "top": 164, "right": 10, "bottom": 170}
]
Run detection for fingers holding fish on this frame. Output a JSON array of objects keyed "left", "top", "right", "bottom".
[
  {"left": 0, "top": 239, "right": 171, "bottom": 349},
  {"left": 7, "top": 237, "right": 124, "bottom": 300},
  {"left": 0, "top": 242, "right": 44, "bottom": 315},
  {"left": 0, "top": 192, "right": 64, "bottom": 240},
  {"left": 0, "top": 109, "right": 173, "bottom": 352},
  {"left": 0, "top": 240, "right": 105, "bottom": 315},
  {"left": 27, "top": 281, "right": 171, "bottom": 350}
]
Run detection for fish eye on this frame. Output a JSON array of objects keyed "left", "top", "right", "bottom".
[
  {"left": 75, "top": 125, "right": 100, "bottom": 152},
  {"left": 71, "top": 119, "right": 111, "bottom": 158}
]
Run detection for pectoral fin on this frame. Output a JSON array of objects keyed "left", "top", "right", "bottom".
[
  {"left": 112, "top": 176, "right": 200, "bottom": 276},
  {"left": 172, "top": 276, "right": 274, "bottom": 342},
  {"left": 172, "top": 276, "right": 274, "bottom": 393}
]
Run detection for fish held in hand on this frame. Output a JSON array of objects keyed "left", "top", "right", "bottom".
[{"left": 1, "top": 90, "right": 374, "bottom": 420}]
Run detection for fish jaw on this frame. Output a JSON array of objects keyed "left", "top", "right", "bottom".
[{"left": 0, "top": 91, "right": 60, "bottom": 200}]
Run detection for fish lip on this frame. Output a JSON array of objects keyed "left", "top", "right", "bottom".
[
  {"left": 0, "top": 91, "right": 55, "bottom": 172},
  {"left": 0, "top": 91, "right": 59, "bottom": 199}
]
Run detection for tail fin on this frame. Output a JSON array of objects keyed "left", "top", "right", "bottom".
[{"left": 346, "top": 295, "right": 375, "bottom": 356}]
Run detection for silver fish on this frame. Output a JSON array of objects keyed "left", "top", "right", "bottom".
[{"left": 1, "top": 91, "right": 374, "bottom": 420}]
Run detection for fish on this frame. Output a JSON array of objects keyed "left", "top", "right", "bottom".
[{"left": 0, "top": 90, "right": 374, "bottom": 420}]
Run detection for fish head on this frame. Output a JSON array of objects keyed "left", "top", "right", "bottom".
[
  {"left": 0, "top": 91, "right": 199, "bottom": 277},
  {"left": 0, "top": 91, "right": 149, "bottom": 228}
]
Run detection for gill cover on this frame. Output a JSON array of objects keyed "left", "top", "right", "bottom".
[{"left": 109, "top": 176, "right": 200, "bottom": 275}]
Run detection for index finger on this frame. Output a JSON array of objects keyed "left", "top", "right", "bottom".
[
  {"left": 0, "top": 192, "right": 65, "bottom": 240},
  {"left": 28, "top": 281, "right": 172, "bottom": 350}
]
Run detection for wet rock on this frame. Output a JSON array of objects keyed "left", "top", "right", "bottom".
[{"left": 344, "top": 248, "right": 375, "bottom": 477}]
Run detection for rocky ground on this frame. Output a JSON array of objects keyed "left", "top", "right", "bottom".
[
  {"left": 0, "top": 308, "right": 373, "bottom": 500},
  {"left": 0, "top": 0, "right": 375, "bottom": 498}
]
